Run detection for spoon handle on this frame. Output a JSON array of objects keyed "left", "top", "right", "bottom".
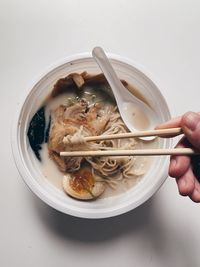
[
  {"left": 92, "top": 46, "right": 157, "bottom": 140},
  {"left": 92, "top": 47, "right": 126, "bottom": 103}
]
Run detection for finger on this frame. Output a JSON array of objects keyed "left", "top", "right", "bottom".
[
  {"left": 155, "top": 115, "right": 182, "bottom": 129},
  {"left": 189, "top": 179, "right": 200, "bottom": 203},
  {"left": 169, "top": 137, "right": 191, "bottom": 178},
  {"left": 176, "top": 167, "right": 195, "bottom": 196},
  {"left": 156, "top": 111, "right": 200, "bottom": 130},
  {"left": 155, "top": 116, "right": 182, "bottom": 138},
  {"left": 181, "top": 112, "right": 200, "bottom": 150},
  {"left": 170, "top": 156, "right": 190, "bottom": 178}
]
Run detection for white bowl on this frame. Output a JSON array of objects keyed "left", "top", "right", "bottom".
[{"left": 11, "top": 53, "right": 171, "bottom": 219}]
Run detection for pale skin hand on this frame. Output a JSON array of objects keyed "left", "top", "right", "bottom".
[{"left": 156, "top": 111, "right": 200, "bottom": 202}]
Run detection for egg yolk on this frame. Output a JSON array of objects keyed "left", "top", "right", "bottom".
[{"left": 70, "top": 169, "right": 95, "bottom": 195}]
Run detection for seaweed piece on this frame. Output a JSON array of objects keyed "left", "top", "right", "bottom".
[
  {"left": 45, "top": 115, "right": 51, "bottom": 143},
  {"left": 27, "top": 106, "right": 46, "bottom": 161}
]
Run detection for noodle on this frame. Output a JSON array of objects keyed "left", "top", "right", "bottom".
[
  {"left": 27, "top": 72, "right": 154, "bottom": 199},
  {"left": 60, "top": 107, "right": 143, "bottom": 189}
]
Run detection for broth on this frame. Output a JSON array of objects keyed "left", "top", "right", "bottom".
[{"left": 28, "top": 73, "right": 159, "bottom": 199}]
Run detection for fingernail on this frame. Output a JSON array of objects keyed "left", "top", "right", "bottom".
[
  {"left": 183, "top": 112, "right": 200, "bottom": 131},
  {"left": 170, "top": 158, "right": 176, "bottom": 169}
]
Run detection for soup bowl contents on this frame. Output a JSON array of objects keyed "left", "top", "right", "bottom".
[
  {"left": 12, "top": 54, "right": 171, "bottom": 218},
  {"left": 27, "top": 72, "right": 158, "bottom": 201}
]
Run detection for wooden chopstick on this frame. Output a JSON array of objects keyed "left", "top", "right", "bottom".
[
  {"left": 84, "top": 127, "right": 182, "bottom": 142},
  {"left": 60, "top": 148, "right": 199, "bottom": 157}
]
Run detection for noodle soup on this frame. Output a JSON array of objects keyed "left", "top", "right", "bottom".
[{"left": 27, "top": 72, "right": 158, "bottom": 200}]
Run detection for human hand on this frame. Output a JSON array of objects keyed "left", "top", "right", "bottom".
[{"left": 157, "top": 111, "right": 200, "bottom": 202}]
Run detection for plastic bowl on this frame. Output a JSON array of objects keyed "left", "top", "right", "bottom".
[{"left": 11, "top": 53, "right": 171, "bottom": 219}]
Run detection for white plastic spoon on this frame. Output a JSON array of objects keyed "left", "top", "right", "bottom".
[{"left": 92, "top": 47, "right": 158, "bottom": 140}]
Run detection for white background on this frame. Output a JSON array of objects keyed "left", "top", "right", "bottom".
[{"left": 1, "top": 0, "right": 200, "bottom": 266}]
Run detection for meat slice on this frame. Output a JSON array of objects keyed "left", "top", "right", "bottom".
[
  {"left": 49, "top": 150, "right": 82, "bottom": 173},
  {"left": 48, "top": 99, "right": 111, "bottom": 172},
  {"left": 48, "top": 99, "right": 88, "bottom": 152}
]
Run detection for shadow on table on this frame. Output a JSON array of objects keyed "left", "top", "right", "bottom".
[
  {"left": 33, "top": 194, "right": 153, "bottom": 243},
  {"left": 32, "top": 192, "right": 197, "bottom": 267}
]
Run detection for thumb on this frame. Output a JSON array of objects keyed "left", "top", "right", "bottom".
[{"left": 181, "top": 112, "right": 200, "bottom": 150}]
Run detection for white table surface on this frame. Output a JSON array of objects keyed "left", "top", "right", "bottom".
[{"left": 1, "top": 0, "right": 200, "bottom": 266}]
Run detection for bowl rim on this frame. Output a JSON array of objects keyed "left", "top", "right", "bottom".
[{"left": 11, "top": 52, "right": 172, "bottom": 219}]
